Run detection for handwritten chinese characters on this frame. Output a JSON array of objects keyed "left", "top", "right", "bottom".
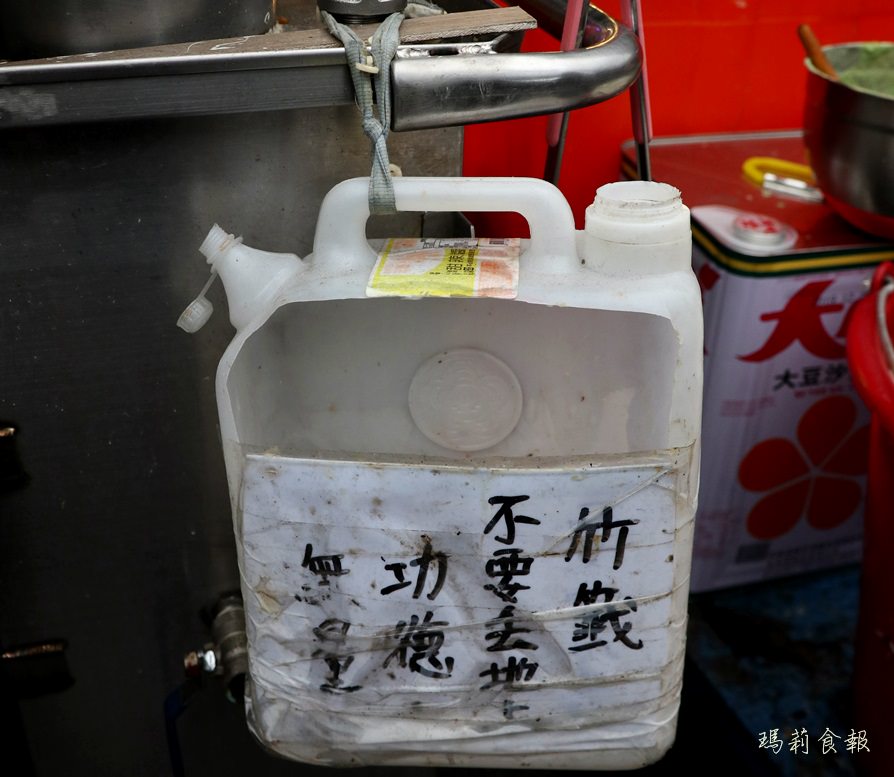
[
  {"left": 564, "top": 506, "right": 643, "bottom": 653},
  {"left": 569, "top": 581, "right": 642, "bottom": 651},
  {"left": 380, "top": 540, "right": 448, "bottom": 600},
  {"left": 239, "top": 454, "right": 682, "bottom": 730},
  {"left": 312, "top": 618, "right": 360, "bottom": 694},
  {"left": 565, "top": 506, "right": 636, "bottom": 569},
  {"left": 384, "top": 611, "right": 454, "bottom": 679},
  {"left": 481, "top": 495, "right": 541, "bottom": 718}
]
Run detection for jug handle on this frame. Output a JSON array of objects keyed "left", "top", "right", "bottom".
[{"left": 312, "top": 176, "right": 578, "bottom": 275}]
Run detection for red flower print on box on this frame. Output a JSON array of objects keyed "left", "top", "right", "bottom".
[{"left": 738, "top": 395, "right": 870, "bottom": 540}]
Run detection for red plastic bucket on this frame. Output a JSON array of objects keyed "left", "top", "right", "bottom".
[{"left": 846, "top": 262, "right": 894, "bottom": 776}]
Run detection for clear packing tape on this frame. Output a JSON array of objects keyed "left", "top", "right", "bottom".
[{"left": 235, "top": 444, "right": 697, "bottom": 768}]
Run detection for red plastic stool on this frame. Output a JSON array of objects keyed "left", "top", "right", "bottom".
[{"left": 847, "top": 262, "right": 894, "bottom": 776}]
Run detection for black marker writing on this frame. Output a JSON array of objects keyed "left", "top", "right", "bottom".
[
  {"left": 381, "top": 541, "right": 448, "bottom": 601},
  {"left": 384, "top": 611, "right": 454, "bottom": 679},
  {"left": 484, "top": 495, "right": 540, "bottom": 545},
  {"left": 302, "top": 543, "right": 349, "bottom": 585},
  {"left": 479, "top": 656, "right": 539, "bottom": 690},
  {"left": 569, "top": 581, "right": 643, "bottom": 651},
  {"left": 485, "top": 605, "right": 539, "bottom": 652},
  {"left": 564, "top": 506, "right": 637, "bottom": 570},
  {"left": 484, "top": 547, "right": 534, "bottom": 603}
]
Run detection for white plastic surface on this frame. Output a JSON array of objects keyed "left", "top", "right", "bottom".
[
  {"left": 584, "top": 181, "right": 692, "bottom": 276},
  {"left": 408, "top": 348, "right": 524, "bottom": 451},
  {"left": 313, "top": 177, "right": 578, "bottom": 275},
  {"left": 177, "top": 269, "right": 219, "bottom": 333},
  {"left": 209, "top": 177, "right": 703, "bottom": 769},
  {"left": 176, "top": 294, "right": 214, "bottom": 333},
  {"left": 588, "top": 181, "right": 687, "bottom": 243},
  {"left": 198, "top": 223, "right": 303, "bottom": 330}
]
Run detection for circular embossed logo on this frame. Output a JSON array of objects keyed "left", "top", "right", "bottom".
[{"left": 408, "top": 348, "right": 523, "bottom": 452}]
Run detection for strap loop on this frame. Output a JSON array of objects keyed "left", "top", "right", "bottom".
[{"left": 322, "top": 1, "right": 444, "bottom": 214}]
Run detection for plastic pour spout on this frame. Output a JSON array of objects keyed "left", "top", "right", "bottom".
[{"left": 178, "top": 225, "right": 303, "bottom": 333}]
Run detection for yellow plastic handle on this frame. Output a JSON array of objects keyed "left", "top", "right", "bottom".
[{"left": 742, "top": 156, "right": 816, "bottom": 186}]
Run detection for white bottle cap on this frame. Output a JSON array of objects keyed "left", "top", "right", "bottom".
[
  {"left": 177, "top": 295, "right": 214, "bottom": 333},
  {"left": 176, "top": 270, "right": 219, "bottom": 334}
]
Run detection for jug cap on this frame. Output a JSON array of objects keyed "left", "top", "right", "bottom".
[
  {"left": 177, "top": 270, "right": 218, "bottom": 333},
  {"left": 177, "top": 295, "right": 214, "bottom": 333}
]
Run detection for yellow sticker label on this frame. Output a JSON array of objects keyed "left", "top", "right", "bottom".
[{"left": 367, "top": 238, "right": 520, "bottom": 298}]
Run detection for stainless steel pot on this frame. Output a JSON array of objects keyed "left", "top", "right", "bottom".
[
  {"left": 0, "top": 0, "right": 274, "bottom": 60},
  {"left": 804, "top": 43, "right": 894, "bottom": 240}
]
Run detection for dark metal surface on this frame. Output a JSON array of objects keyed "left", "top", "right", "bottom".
[
  {"left": 318, "top": 0, "right": 408, "bottom": 22},
  {"left": 0, "top": 105, "right": 462, "bottom": 775},
  {"left": 0, "top": 62, "right": 354, "bottom": 127},
  {"left": 0, "top": 0, "right": 274, "bottom": 60}
]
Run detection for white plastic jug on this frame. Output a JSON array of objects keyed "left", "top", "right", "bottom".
[{"left": 200, "top": 177, "right": 702, "bottom": 769}]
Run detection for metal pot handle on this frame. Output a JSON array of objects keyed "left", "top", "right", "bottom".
[{"left": 391, "top": 2, "right": 641, "bottom": 130}]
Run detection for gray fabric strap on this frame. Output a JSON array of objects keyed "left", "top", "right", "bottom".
[
  {"left": 322, "top": 11, "right": 403, "bottom": 215},
  {"left": 322, "top": 2, "right": 444, "bottom": 215}
]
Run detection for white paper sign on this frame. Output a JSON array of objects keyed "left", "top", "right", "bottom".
[{"left": 239, "top": 452, "right": 689, "bottom": 742}]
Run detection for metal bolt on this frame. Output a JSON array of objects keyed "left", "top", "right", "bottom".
[{"left": 200, "top": 648, "right": 217, "bottom": 673}]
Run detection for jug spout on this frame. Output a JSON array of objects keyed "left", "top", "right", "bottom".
[
  {"left": 200, "top": 224, "right": 303, "bottom": 331},
  {"left": 583, "top": 181, "right": 691, "bottom": 276}
]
